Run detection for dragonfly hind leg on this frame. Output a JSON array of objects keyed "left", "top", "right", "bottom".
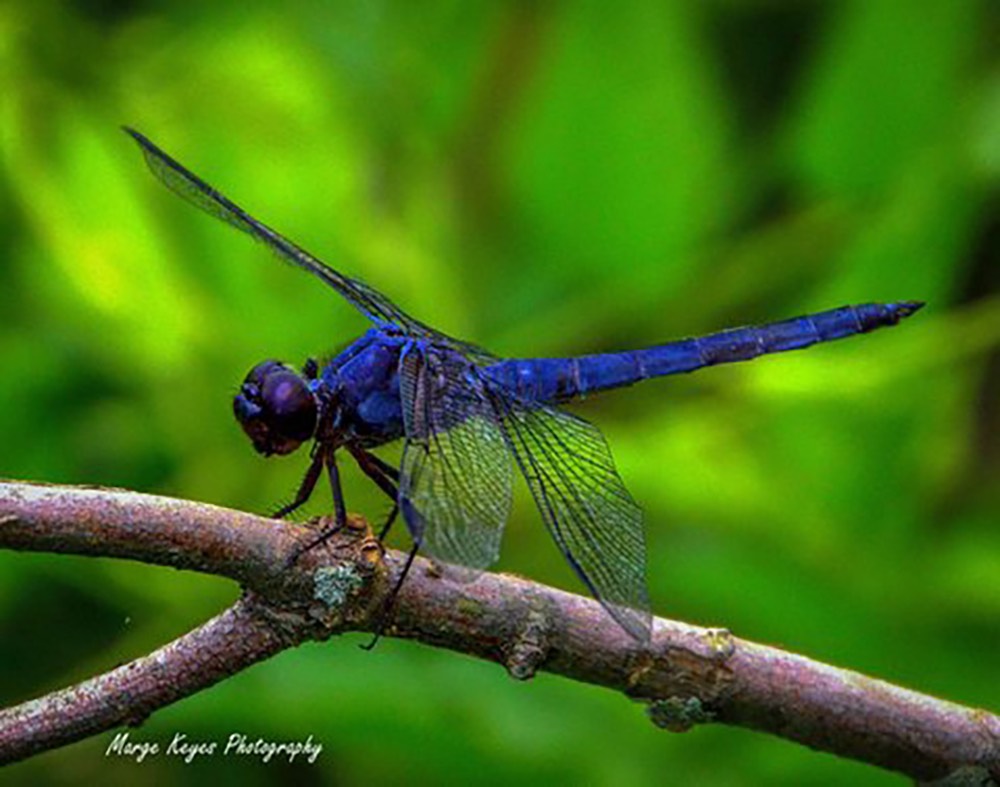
[
  {"left": 360, "top": 536, "right": 422, "bottom": 651},
  {"left": 349, "top": 446, "right": 401, "bottom": 541},
  {"left": 349, "top": 445, "right": 418, "bottom": 650}
]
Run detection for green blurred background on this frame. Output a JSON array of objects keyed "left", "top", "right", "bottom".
[{"left": 2, "top": 0, "right": 999, "bottom": 784}]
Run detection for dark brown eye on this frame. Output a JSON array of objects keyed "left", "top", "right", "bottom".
[{"left": 233, "top": 361, "right": 318, "bottom": 456}]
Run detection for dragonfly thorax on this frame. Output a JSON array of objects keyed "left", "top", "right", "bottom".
[{"left": 234, "top": 360, "right": 318, "bottom": 456}]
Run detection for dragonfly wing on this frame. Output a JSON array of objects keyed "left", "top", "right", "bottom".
[
  {"left": 491, "top": 391, "right": 652, "bottom": 642},
  {"left": 397, "top": 344, "right": 513, "bottom": 569},
  {"left": 125, "top": 127, "right": 437, "bottom": 332}
]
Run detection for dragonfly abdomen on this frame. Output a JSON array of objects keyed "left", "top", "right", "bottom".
[
  {"left": 637, "top": 301, "right": 924, "bottom": 378},
  {"left": 489, "top": 302, "right": 923, "bottom": 403}
]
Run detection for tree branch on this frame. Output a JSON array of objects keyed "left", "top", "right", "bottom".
[
  {"left": 0, "top": 595, "right": 294, "bottom": 763},
  {"left": 1, "top": 480, "right": 997, "bottom": 780}
]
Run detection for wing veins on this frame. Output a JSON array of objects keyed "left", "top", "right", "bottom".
[{"left": 490, "top": 388, "right": 650, "bottom": 640}]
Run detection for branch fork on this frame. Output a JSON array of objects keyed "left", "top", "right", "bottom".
[{"left": 1, "top": 481, "right": 997, "bottom": 782}]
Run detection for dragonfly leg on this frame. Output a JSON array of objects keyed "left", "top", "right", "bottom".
[
  {"left": 327, "top": 449, "right": 347, "bottom": 530},
  {"left": 348, "top": 446, "right": 400, "bottom": 541},
  {"left": 360, "top": 536, "right": 421, "bottom": 651},
  {"left": 285, "top": 449, "right": 349, "bottom": 565},
  {"left": 377, "top": 507, "right": 400, "bottom": 542},
  {"left": 271, "top": 445, "right": 324, "bottom": 519},
  {"left": 361, "top": 450, "right": 400, "bottom": 482}
]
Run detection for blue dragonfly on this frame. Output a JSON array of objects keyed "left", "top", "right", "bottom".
[{"left": 125, "top": 128, "right": 922, "bottom": 644}]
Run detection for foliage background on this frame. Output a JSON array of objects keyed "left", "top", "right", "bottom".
[{"left": 2, "top": 0, "right": 998, "bottom": 784}]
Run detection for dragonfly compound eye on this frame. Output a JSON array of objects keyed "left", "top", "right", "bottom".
[{"left": 233, "top": 360, "right": 318, "bottom": 456}]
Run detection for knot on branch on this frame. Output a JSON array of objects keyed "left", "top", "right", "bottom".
[
  {"left": 624, "top": 625, "right": 736, "bottom": 704},
  {"left": 647, "top": 696, "right": 717, "bottom": 732},
  {"left": 635, "top": 629, "right": 734, "bottom": 733},
  {"left": 258, "top": 514, "right": 388, "bottom": 639},
  {"left": 504, "top": 604, "right": 553, "bottom": 680}
]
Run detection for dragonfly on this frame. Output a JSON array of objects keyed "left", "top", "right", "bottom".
[{"left": 125, "top": 128, "right": 923, "bottom": 644}]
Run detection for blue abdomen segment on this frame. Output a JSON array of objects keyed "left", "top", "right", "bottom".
[{"left": 485, "top": 301, "right": 923, "bottom": 403}]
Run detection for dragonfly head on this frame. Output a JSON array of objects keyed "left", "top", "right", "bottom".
[{"left": 234, "top": 360, "right": 318, "bottom": 456}]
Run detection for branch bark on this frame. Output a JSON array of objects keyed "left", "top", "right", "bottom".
[{"left": 1, "top": 480, "right": 997, "bottom": 781}]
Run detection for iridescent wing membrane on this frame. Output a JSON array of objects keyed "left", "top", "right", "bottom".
[
  {"left": 124, "top": 128, "right": 496, "bottom": 365},
  {"left": 395, "top": 340, "right": 650, "bottom": 641},
  {"left": 493, "top": 394, "right": 651, "bottom": 640},
  {"left": 397, "top": 343, "right": 513, "bottom": 569},
  {"left": 127, "top": 129, "right": 653, "bottom": 641}
]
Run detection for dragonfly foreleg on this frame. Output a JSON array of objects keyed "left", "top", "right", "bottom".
[{"left": 271, "top": 446, "right": 324, "bottom": 519}]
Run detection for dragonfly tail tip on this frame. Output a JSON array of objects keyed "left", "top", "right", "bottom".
[{"left": 894, "top": 300, "right": 925, "bottom": 319}]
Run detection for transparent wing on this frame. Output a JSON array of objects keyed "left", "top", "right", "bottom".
[
  {"left": 492, "top": 391, "right": 652, "bottom": 642},
  {"left": 125, "top": 128, "right": 497, "bottom": 362},
  {"left": 397, "top": 344, "right": 513, "bottom": 569}
]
